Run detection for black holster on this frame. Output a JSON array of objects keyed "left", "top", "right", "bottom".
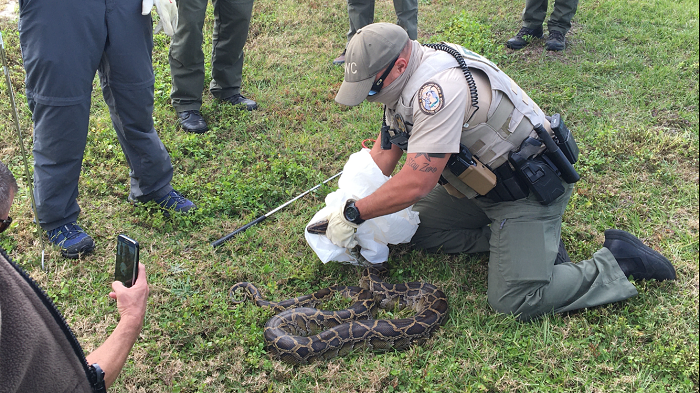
[{"left": 509, "top": 137, "right": 566, "bottom": 205}]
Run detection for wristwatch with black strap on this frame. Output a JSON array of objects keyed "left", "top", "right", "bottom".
[
  {"left": 89, "top": 363, "right": 107, "bottom": 393},
  {"left": 343, "top": 199, "right": 365, "bottom": 225}
]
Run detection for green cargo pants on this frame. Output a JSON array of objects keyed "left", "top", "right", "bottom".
[
  {"left": 169, "top": 0, "right": 255, "bottom": 112},
  {"left": 346, "top": 0, "right": 418, "bottom": 42},
  {"left": 521, "top": 0, "right": 579, "bottom": 35},
  {"left": 412, "top": 184, "right": 638, "bottom": 321}
]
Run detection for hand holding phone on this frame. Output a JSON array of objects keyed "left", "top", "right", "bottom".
[
  {"left": 110, "top": 262, "right": 149, "bottom": 327},
  {"left": 115, "top": 234, "right": 139, "bottom": 288}
]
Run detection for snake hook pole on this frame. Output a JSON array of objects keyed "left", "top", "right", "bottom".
[
  {"left": 0, "top": 31, "right": 46, "bottom": 269},
  {"left": 212, "top": 171, "right": 343, "bottom": 248}
]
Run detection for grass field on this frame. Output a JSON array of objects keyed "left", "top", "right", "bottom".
[{"left": 0, "top": 0, "right": 698, "bottom": 392}]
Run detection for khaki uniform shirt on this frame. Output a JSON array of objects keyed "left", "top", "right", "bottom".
[
  {"left": 401, "top": 47, "right": 492, "bottom": 155},
  {"left": 405, "top": 67, "right": 468, "bottom": 154}
]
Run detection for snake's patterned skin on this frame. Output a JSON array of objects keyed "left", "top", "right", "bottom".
[{"left": 229, "top": 268, "right": 449, "bottom": 365}]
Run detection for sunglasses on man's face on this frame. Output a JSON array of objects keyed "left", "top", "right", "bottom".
[
  {"left": 368, "top": 56, "right": 399, "bottom": 97},
  {"left": 0, "top": 216, "right": 12, "bottom": 233}
]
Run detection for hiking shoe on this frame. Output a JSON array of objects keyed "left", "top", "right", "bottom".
[
  {"left": 545, "top": 30, "right": 567, "bottom": 51},
  {"left": 332, "top": 50, "right": 346, "bottom": 66},
  {"left": 603, "top": 229, "right": 676, "bottom": 281},
  {"left": 47, "top": 222, "right": 95, "bottom": 259},
  {"left": 153, "top": 190, "right": 196, "bottom": 217},
  {"left": 177, "top": 110, "right": 208, "bottom": 134},
  {"left": 222, "top": 94, "right": 258, "bottom": 111},
  {"left": 506, "top": 26, "right": 544, "bottom": 50},
  {"left": 130, "top": 189, "right": 196, "bottom": 217}
]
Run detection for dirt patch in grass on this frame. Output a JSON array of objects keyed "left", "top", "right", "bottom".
[{"left": 0, "top": 0, "right": 16, "bottom": 20}]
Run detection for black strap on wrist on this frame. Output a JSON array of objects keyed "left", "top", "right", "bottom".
[
  {"left": 344, "top": 200, "right": 366, "bottom": 225},
  {"left": 89, "top": 363, "right": 107, "bottom": 393}
]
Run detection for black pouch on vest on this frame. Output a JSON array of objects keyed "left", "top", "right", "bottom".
[
  {"left": 509, "top": 138, "right": 566, "bottom": 205},
  {"left": 485, "top": 164, "right": 530, "bottom": 202},
  {"left": 389, "top": 130, "right": 410, "bottom": 150},
  {"left": 550, "top": 113, "right": 579, "bottom": 164}
]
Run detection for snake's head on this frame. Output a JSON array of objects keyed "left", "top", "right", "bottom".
[{"left": 306, "top": 219, "right": 328, "bottom": 235}]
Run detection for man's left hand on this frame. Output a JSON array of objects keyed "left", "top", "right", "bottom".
[{"left": 325, "top": 203, "right": 359, "bottom": 249}]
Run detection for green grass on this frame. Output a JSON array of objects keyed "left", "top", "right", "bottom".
[{"left": 1, "top": 0, "right": 698, "bottom": 391}]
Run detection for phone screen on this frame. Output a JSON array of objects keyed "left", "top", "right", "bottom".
[{"left": 115, "top": 235, "right": 139, "bottom": 288}]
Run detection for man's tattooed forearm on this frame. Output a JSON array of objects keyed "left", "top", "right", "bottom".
[
  {"left": 406, "top": 157, "right": 439, "bottom": 173},
  {"left": 415, "top": 152, "right": 446, "bottom": 161}
]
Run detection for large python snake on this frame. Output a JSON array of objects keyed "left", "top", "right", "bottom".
[{"left": 229, "top": 268, "right": 449, "bottom": 365}]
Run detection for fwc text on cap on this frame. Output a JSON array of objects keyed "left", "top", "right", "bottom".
[{"left": 335, "top": 23, "right": 409, "bottom": 106}]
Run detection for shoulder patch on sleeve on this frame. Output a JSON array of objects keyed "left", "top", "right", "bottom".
[{"left": 418, "top": 82, "right": 444, "bottom": 115}]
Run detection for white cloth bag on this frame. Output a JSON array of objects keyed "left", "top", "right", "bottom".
[{"left": 305, "top": 149, "right": 420, "bottom": 264}]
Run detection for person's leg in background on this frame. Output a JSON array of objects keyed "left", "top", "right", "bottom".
[
  {"left": 393, "top": 0, "right": 418, "bottom": 40},
  {"left": 209, "top": 0, "right": 257, "bottom": 111},
  {"left": 18, "top": 0, "right": 108, "bottom": 257},
  {"left": 506, "top": 0, "right": 546, "bottom": 50},
  {"left": 333, "top": 0, "right": 375, "bottom": 65},
  {"left": 105, "top": 0, "right": 195, "bottom": 215},
  {"left": 544, "top": 0, "right": 580, "bottom": 51},
  {"left": 169, "top": 0, "right": 210, "bottom": 133}
]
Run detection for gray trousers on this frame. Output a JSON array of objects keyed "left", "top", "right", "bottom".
[
  {"left": 521, "top": 0, "right": 580, "bottom": 34},
  {"left": 18, "top": 0, "right": 174, "bottom": 231},
  {"left": 412, "top": 184, "right": 638, "bottom": 321},
  {"left": 346, "top": 0, "right": 419, "bottom": 43},
  {"left": 169, "top": 0, "right": 255, "bottom": 112}
]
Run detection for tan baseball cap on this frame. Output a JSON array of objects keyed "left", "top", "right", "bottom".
[{"left": 335, "top": 23, "right": 409, "bottom": 106}]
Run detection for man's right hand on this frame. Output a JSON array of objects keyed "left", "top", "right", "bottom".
[
  {"left": 109, "top": 263, "right": 149, "bottom": 326},
  {"left": 86, "top": 263, "right": 150, "bottom": 388}
]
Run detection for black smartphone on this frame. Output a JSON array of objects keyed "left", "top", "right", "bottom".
[{"left": 115, "top": 234, "right": 139, "bottom": 288}]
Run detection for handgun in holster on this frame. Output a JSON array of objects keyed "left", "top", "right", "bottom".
[
  {"left": 509, "top": 137, "right": 566, "bottom": 205},
  {"left": 447, "top": 144, "right": 497, "bottom": 195}
]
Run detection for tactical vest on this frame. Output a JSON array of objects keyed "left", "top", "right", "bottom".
[{"left": 386, "top": 43, "right": 551, "bottom": 198}]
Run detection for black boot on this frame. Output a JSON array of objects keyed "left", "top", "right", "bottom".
[
  {"left": 222, "top": 94, "right": 258, "bottom": 111},
  {"left": 554, "top": 238, "right": 570, "bottom": 265},
  {"left": 545, "top": 30, "right": 567, "bottom": 51},
  {"left": 506, "top": 26, "right": 544, "bottom": 50},
  {"left": 603, "top": 229, "right": 676, "bottom": 281},
  {"left": 177, "top": 110, "right": 208, "bottom": 134}
]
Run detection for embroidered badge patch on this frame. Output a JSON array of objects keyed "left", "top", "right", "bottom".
[{"left": 419, "top": 82, "right": 444, "bottom": 115}]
